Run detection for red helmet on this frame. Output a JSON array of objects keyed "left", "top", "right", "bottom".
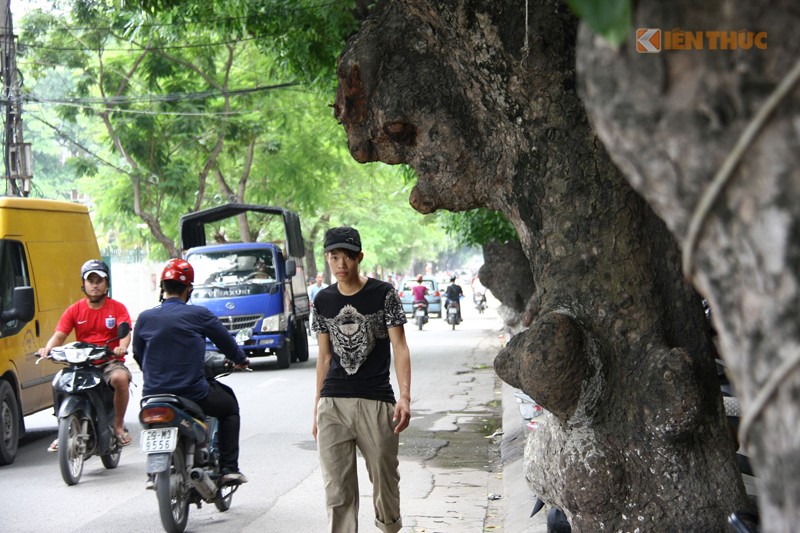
[{"left": 161, "top": 258, "right": 194, "bottom": 285}]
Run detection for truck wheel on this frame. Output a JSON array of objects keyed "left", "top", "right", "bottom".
[
  {"left": 276, "top": 342, "right": 291, "bottom": 369},
  {"left": 293, "top": 321, "right": 309, "bottom": 363},
  {"left": 0, "top": 380, "right": 20, "bottom": 465}
]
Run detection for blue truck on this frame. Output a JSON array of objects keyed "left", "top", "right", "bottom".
[{"left": 179, "top": 204, "right": 311, "bottom": 368}]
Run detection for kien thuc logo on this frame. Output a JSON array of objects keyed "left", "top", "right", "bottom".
[
  {"left": 636, "top": 28, "right": 661, "bottom": 53},
  {"left": 635, "top": 28, "right": 767, "bottom": 53}
]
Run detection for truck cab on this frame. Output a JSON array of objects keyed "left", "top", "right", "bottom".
[{"left": 180, "top": 204, "right": 310, "bottom": 368}]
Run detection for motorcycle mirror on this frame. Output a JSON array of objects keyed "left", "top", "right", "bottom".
[{"left": 117, "top": 322, "right": 131, "bottom": 339}]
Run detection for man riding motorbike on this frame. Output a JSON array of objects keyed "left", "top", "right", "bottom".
[
  {"left": 444, "top": 276, "right": 464, "bottom": 322},
  {"left": 411, "top": 275, "right": 429, "bottom": 318},
  {"left": 38, "top": 259, "right": 133, "bottom": 452},
  {"left": 133, "top": 258, "right": 250, "bottom": 485}
]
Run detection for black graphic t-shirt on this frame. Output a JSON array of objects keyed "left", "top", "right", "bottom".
[{"left": 312, "top": 277, "right": 407, "bottom": 403}]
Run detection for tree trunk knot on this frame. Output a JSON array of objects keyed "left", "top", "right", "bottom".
[{"left": 495, "top": 311, "right": 587, "bottom": 421}]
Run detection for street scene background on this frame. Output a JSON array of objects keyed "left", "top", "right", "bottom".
[{"left": 1, "top": 291, "right": 548, "bottom": 532}]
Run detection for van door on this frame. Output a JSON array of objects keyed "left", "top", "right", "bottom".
[{"left": 0, "top": 240, "right": 45, "bottom": 413}]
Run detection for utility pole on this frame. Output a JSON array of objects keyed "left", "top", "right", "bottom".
[{"left": 1, "top": 0, "right": 31, "bottom": 197}]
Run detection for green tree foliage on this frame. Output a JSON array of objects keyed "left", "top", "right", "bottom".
[
  {"left": 17, "top": 0, "right": 456, "bottom": 271},
  {"left": 439, "top": 208, "right": 518, "bottom": 248},
  {"left": 566, "top": 0, "right": 631, "bottom": 47}
]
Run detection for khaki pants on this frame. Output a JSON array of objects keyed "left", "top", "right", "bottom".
[{"left": 317, "top": 397, "right": 402, "bottom": 533}]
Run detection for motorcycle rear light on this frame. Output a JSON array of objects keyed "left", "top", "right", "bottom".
[
  {"left": 434, "top": 291, "right": 440, "bottom": 296},
  {"left": 398, "top": 291, "right": 404, "bottom": 297},
  {"left": 141, "top": 407, "right": 176, "bottom": 423}
]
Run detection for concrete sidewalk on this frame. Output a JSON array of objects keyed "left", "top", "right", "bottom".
[{"left": 244, "top": 323, "right": 549, "bottom": 532}]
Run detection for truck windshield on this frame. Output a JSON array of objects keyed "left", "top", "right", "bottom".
[{"left": 189, "top": 250, "right": 277, "bottom": 288}]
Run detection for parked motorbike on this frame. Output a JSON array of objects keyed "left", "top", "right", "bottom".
[
  {"left": 718, "top": 358, "right": 760, "bottom": 533},
  {"left": 413, "top": 300, "right": 429, "bottom": 330},
  {"left": 139, "top": 352, "right": 245, "bottom": 533},
  {"left": 514, "top": 389, "right": 572, "bottom": 532},
  {"left": 704, "top": 300, "right": 759, "bottom": 533},
  {"left": 39, "top": 322, "right": 131, "bottom": 486},
  {"left": 446, "top": 300, "right": 461, "bottom": 329},
  {"left": 474, "top": 291, "right": 487, "bottom": 314}
]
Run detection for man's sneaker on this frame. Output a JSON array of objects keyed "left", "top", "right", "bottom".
[
  {"left": 221, "top": 470, "right": 248, "bottom": 485},
  {"left": 145, "top": 474, "right": 155, "bottom": 490}
]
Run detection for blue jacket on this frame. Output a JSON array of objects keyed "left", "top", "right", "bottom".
[{"left": 133, "top": 297, "right": 246, "bottom": 401}]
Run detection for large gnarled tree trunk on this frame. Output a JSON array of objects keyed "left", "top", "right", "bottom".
[
  {"left": 334, "top": 0, "right": 745, "bottom": 530},
  {"left": 578, "top": 1, "right": 800, "bottom": 530}
]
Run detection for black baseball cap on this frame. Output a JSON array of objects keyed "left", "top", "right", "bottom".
[{"left": 324, "top": 226, "right": 362, "bottom": 253}]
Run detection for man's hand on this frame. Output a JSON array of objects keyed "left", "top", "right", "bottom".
[
  {"left": 36, "top": 347, "right": 49, "bottom": 359},
  {"left": 392, "top": 397, "right": 411, "bottom": 434},
  {"left": 234, "top": 358, "right": 250, "bottom": 370},
  {"left": 112, "top": 346, "right": 128, "bottom": 356}
]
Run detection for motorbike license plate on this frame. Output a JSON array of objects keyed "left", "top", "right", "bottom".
[{"left": 140, "top": 427, "right": 178, "bottom": 453}]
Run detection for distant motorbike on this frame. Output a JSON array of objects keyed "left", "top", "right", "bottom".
[
  {"left": 413, "top": 300, "right": 429, "bottom": 330},
  {"left": 446, "top": 300, "right": 461, "bottom": 330},
  {"left": 474, "top": 292, "right": 487, "bottom": 314},
  {"left": 139, "top": 352, "right": 246, "bottom": 533},
  {"left": 41, "top": 322, "right": 131, "bottom": 486}
]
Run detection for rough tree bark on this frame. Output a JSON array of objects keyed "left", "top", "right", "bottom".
[
  {"left": 478, "top": 240, "right": 538, "bottom": 334},
  {"left": 577, "top": 1, "right": 800, "bottom": 530},
  {"left": 334, "top": 0, "right": 746, "bottom": 530}
]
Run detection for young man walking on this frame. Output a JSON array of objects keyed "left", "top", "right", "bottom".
[{"left": 312, "top": 226, "right": 412, "bottom": 533}]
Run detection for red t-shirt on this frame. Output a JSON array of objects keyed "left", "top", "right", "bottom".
[
  {"left": 56, "top": 298, "right": 132, "bottom": 362},
  {"left": 411, "top": 284, "right": 428, "bottom": 302}
]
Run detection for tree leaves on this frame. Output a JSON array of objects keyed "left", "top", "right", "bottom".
[{"left": 567, "top": 0, "right": 631, "bottom": 47}]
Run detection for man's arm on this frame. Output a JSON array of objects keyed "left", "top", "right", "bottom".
[
  {"left": 132, "top": 325, "right": 144, "bottom": 368},
  {"left": 202, "top": 311, "right": 248, "bottom": 364},
  {"left": 388, "top": 325, "right": 411, "bottom": 434},
  {"left": 113, "top": 305, "right": 133, "bottom": 356},
  {"left": 313, "top": 332, "right": 332, "bottom": 441},
  {"left": 37, "top": 331, "right": 68, "bottom": 358}
]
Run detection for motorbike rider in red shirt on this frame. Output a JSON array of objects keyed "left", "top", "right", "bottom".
[
  {"left": 38, "top": 259, "right": 133, "bottom": 451},
  {"left": 411, "top": 275, "right": 428, "bottom": 310}
]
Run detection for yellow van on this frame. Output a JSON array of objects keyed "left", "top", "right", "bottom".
[{"left": 0, "top": 197, "right": 101, "bottom": 465}]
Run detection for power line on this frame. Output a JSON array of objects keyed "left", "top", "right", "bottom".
[
  {"left": 21, "top": 35, "right": 261, "bottom": 52},
  {"left": 22, "top": 82, "right": 298, "bottom": 106},
  {"left": 25, "top": 99, "right": 255, "bottom": 117},
  {"left": 26, "top": 111, "right": 133, "bottom": 177}
]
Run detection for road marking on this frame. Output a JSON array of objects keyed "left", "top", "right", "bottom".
[{"left": 258, "top": 378, "right": 289, "bottom": 388}]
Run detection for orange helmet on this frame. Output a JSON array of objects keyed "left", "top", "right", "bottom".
[{"left": 161, "top": 258, "right": 194, "bottom": 285}]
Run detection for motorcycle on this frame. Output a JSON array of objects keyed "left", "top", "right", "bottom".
[
  {"left": 446, "top": 300, "right": 461, "bottom": 330},
  {"left": 139, "top": 352, "right": 245, "bottom": 533},
  {"left": 474, "top": 291, "right": 487, "bottom": 314},
  {"left": 413, "top": 300, "right": 429, "bottom": 330},
  {"left": 40, "top": 322, "right": 131, "bottom": 486}
]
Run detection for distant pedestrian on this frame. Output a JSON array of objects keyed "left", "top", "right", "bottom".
[
  {"left": 308, "top": 273, "right": 328, "bottom": 328},
  {"left": 309, "top": 272, "right": 328, "bottom": 302},
  {"left": 312, "top": 226, "right": 411, "bottom": 533}
]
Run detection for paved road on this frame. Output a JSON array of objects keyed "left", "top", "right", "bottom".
[{"left": 1, "top": 303, "right": 547, "bottom": 532}]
